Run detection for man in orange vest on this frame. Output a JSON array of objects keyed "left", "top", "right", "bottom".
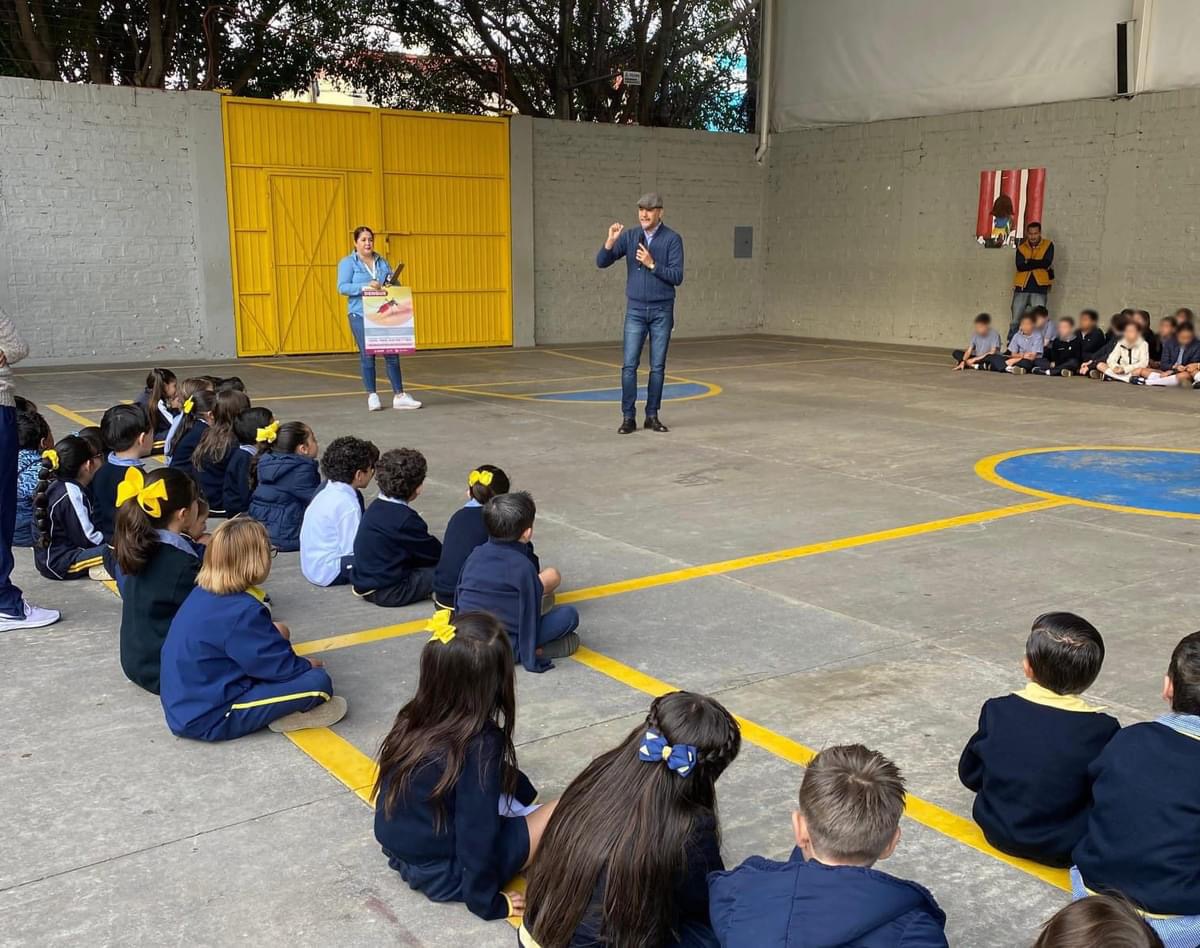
[{"left": 1010, "top": 221, "right": 1054, "bottom": 337}]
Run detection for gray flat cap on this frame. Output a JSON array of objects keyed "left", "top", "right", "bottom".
[{"left": 637, "top": 192, "right": 664, "bottom": 209}]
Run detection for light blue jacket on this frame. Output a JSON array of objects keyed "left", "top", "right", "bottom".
[{"left": 337, "top": 252, "right": 394, "bottom": 319}]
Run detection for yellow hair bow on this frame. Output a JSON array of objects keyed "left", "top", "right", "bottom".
[
  {"left": 41, "top": 448, "right": 59, "bottom": 471},
  {"left": 468, "top": 469, "right": 493, "bottom": 487},
  {"left": 115, "top": 466, "right": 169, "bottom": 517},
  {"left": 255, "top": 420, "right": 280, "bottom": 444},
  {"left": 427, "top": 609, "right": 456, "bottom": 644},
  {"left": 182, "top": 397, "right": 195, "bottom": 414}
]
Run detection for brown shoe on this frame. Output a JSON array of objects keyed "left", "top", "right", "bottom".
[{"left": 268, "top": 696, "right": 348, "bottom": 733}]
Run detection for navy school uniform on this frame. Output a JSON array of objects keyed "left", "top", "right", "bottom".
[
  {"left": 194, "top": 443, "right": 234, "bottom": 514},
  {"left": 247, "top": 452, "right": 320, "bottom": 552},
  {"left": 136, "top": 390, "right": 177, "bottom": 444},
  {"left": 1072, "top": 714, "right": 1200, "bottom": 916},
  {"left": 89, "top": 454, "right": 144, "bottom": 541},
  {"left": 708, "top": 849, "right": 948, "bottom": 948},
  {"left": 351, "top": 496, "right": 442, "bottom": 606},
  {"left": 958, "top": 682, "right": 1119, "bottom": 867},
  {"left": 222, "top": 444, "right": 257, "bottom": 517},
  {"left": 374, "top": 722, "right": 537, "bottom": 921},
  {"left": 33, "top": 478, "right": 107, "bottom": 580},
  {"left": 159, "top": 585, "right": 332, "bottom": 741},
  {"left": 119, "top": 532, "right": 201, "bottom": 694},
  {"left": 456, "top": 539, "right": 577, "bottom": 673},
  {"left": 167, "top": 418, "right": 208, "bottom": 478},
  {"left": 432, "top": 501, "right": 541, "bottom": 608}
]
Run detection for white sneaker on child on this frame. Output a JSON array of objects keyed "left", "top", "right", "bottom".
[
  {"left": 392, "top": 392, "right": 422, "bottom": 410},
  {"left": 367, "top": 393, "right": 383, "bottom": 412},
  {"left": 0, "top": 601, "right": 62, "bottom": 632}
]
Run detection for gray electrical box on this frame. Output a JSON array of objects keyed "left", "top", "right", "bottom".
[{"left": 734, "top": 226, "right": 753, "bottom": 258}]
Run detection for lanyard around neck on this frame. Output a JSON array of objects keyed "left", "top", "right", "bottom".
[{"left": 360, "top": 254, "right": 378, "bottom": 281}]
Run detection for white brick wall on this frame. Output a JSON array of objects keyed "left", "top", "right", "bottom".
[
  {"left": 531, "top": 120, "right": 766, "bottom": 344},
  {"left": 0, "top": 78, "right": 233, "bottom": 365},
  {"left": 762, "top": 89, "right": 1200, "bottom": 347}
]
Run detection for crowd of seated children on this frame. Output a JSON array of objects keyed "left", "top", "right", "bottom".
[
  {"left": 373, "top": 611, "right": 553, "bottom": 922},
  {"left": 192, "top": 389, "right": 250, "bottom": 515},
  {"left": 455, "top": 491, "right": 580, "bottom": 672},
  {"left": 134, "top": 367, "right": 179, "bottom": 452},
  {"left": 1036, "top": 895, "right": 1165, "bottom": 948},
  {"left": 160, "top": 517, "right": 344, "bottom": 740},
  {"left": 709, "top": 744, "right": 948, "bottom": 948},
  {"left": 165, "top": 388, "right": 215, "bottom": 477},
  {"left": 246, "top": 421, "right": 320, "bottom": 552},
  {"left": 958, "top": 613, "right": 1119, "bottom": 867},
  {"left": 1139, "top": 320, "right": 1200, "bottom": 386},
  {"left": 14, "top": 408, "right": 51, "bottom": 546},
  {"left": 299, "top": 435, "right": 377, "bottom": 587},
  {"left": 350, "top": 448, "right": 442, "bottom": 607},
  {"left": 522, "top": 690, "right": 741, "bottom": 947},
  {"left": 115, "top": 468, "right": 203, "bottom": 694},
  {"left": 432, "top": 465, "right": 562, "bottom": 612},
  {"left": 222, "top": 407, "right": 275, "bottom": 517},
  {"left": 32, "top": 435, "right": 107, "bottom": 581}
]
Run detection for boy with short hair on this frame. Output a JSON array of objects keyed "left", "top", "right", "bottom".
[
  {"left": 1071, "top": 632, "right": 1200, "bottom": 943},
  {"left": 351, "top": 447, "right": 441, "bottom": 606},
  {"left": 1076, "top": 309, "right": 1108, "bottom": 374},
  {"left": 958, "top": 613, "right": 1118, "bottom": 867},
  {"left": 709, "top": 744, "right": 948, "bottom": 947},
  {"left": 1032, "top": 305, "right": 1056, "bottom": 348},
  {"left": 300, "top": 435, "right": 378, "bottom": 587},
  {"left": 90, "top": 404, "right": 154, "bottom": 541},
  {"left": 952, "top": 313, "right": 1001, "bottom": 371},
  {"left": 986, "top": 312, "right": 1042, "bottom": 374},
  {"left": 1142, "top": 321, "right": 1200, "bottom": 386},
  {"left": 456, "top": 491, "right": 580, "bottom": 672},
  {"left": 1080, "top": 311, "right": 1121, "bottom": 377},
  {"left": 1032, "top": 316, "right": 1082, "bottom": 376},
  {"left": 1092, "top": 316, "right": 1149, "bottom": 382}
]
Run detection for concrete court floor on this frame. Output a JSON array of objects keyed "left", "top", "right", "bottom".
[{"left": 4, "top": 334, "right": 1199, "bottom": 947}]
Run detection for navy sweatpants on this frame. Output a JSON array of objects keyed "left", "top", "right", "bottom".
[{"left": 199, "top": 666, "right": 333, "bottom": 741}]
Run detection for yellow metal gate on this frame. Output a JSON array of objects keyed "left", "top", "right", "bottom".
[{"left": 222, "top": 98, "right": 512, "bottom": 356}]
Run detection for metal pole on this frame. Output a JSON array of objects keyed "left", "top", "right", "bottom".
[{"left": 754, "top": 0, "right": 774, "bottom": 164}]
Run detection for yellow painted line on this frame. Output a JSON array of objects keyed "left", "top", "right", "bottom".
[
  {"left": 283, "top": 727, "right": 378, "bottom": 805},
  {"left": 571, "top": 646, "right": 1071, "bottom": 890},
  {"left": 47, "top": 403, "right": 101, "bottom": 429},
  {"left": 524, "top": 381, "right": 723, "bottom": 403},
  {"left": 975, "top": 446, "right": 1200, "bottom": 521},
  {"left": 294, "top": 617, "right": 430, "bottom": 656}
]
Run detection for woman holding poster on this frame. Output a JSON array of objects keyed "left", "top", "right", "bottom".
[{"left": 336, "top": 226, "right": 421, "bottom": 412}]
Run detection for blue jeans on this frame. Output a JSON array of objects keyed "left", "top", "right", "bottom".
[
  {"left": 347, "top": 314, "right": 404, "bottom": 394},
  {"left": 0, "top": 405, "right": 24, "bottom": 616},
  {"left": 622, "top": 304, "right": 674, "bottom": 417},
  {"left": 1010, "top": 290, "right": 1047, "bottom": 338}
]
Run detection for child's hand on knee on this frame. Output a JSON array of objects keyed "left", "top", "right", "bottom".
[
  {"left": 307, "top": 657, "right": 325, "bottom": 669},
  {"left": 274, "top": 621, "right": 291, "bottom": 640}
]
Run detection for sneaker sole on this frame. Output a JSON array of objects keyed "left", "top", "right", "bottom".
[
  {"left": 537, "top": 631, "right": 580, "bottom": 660},
  {"left": 0, "top": 613, "right": 62, "bottom": 632},
  {"left": 392, "top": 404, "right": 421, "bottom": 411},
  {"left": 268, "top": 695, "right": 348, "bottom": 732}
]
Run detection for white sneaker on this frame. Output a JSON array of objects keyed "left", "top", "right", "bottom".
[
  {"left": 0, "top": 601, "right": 62, "bottom": 632},
  {"left": 393, "top": 392, "right": 422, "bottom": 410},
  {"left": 367, "top": 393, "right": 383, "bottom": 412}
]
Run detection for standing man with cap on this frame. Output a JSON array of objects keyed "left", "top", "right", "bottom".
[{"left": 596, "top": 192, "right": 685, "bottom": 434}]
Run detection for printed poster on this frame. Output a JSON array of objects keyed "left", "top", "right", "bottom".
[
  {"left": 976, "top": 168, "right": 1046, "bottom": 248},
  {"left": 362, "top": 287, "right": 416, "bottom": 354}
]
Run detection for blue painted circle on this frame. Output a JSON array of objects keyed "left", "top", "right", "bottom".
[
  {"left": 995, "top": 450, "right": 1200, "bottom": 515},
  {"left": 534, "top": 381, "right": 711, "bottom": 403}
]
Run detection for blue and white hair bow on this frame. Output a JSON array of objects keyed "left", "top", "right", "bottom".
[{"left": 637, "top": 729, "right": 698, "bottom": 777}]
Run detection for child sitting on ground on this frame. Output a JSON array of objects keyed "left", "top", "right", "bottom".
[
  {"left": 165, "top": 388, "right": 215, "bottom": 477},
  {"left": 986, "top": 312, "right": 1042, "bottom": 374},
  {"left": 1141, "top": 321, "right": 1200, "bottom": 386},
  {"left": 351, "top": 448, "right": 441, "bottom": 607},
  {"left": 32, "top": 435, "right": 107, "bottom": 581},
  {"left": 709, "top": 743, "right": 948, "bottom": 948},
  {"left": 1033, "top": 305, "right": 1056, "bottom": 348},
  {"left": 162, "top": 377, "right": 213, "bottom": 464},
  {"left": 374, "top": 611, "right": 549, "bottom": 922},
  {"left": 135, "top": 368, "right": 180, "bottom": 451},
  {"left": 1035, "top": 894, "right": 1165, "bottom": 948},
  {"left": 1092, "top": 315, "right": 1149, "bottom": 382},
  {"left": 300, "top": 436, "right": 378, "bottom": 587},
  {"left": 223, "top": 408, "right": 275, "bottom": 517},
  {"left": 432, "top": 465, "right": 562, "bottom": 611},
  {"left": 1079, "top": 313, "right": 1122, "bottom": 376},
  {"left": 115, "top": 468, "right": 203, "bottom": 694},
  {"left": 14, "top": 409, "right": 52, "bottom": 547},
  {"left": 192, "top": 389, "right": 250, "bottom": 515},
  {"left": 1076, "top": 309, "right": 1108, "bottom": 375},
  {"left": 524, "top": 691, "right": 741, "bottom": 947},
  {"left": 951, "top": 313, "right": 1001, "bottom": 371},
  {"left": 958, "top": 612, "right": 1118, "bottom": 867},
  {"left": 456, "top": 492, "right": 579, "bottom": 672},
  {"left": 1032, "top": 316, "right": 1083, "bottom": 376},
  {"left": 90, "top": 404, "right": 154, "bottom": 541},
  {"left": 160, "top": 517, "right": 345, "bottom": 740},
  {"left": 1071, "top": 631, "right": 1200, "bottom": 946},
  {"left": 247, "top": 421, "right": 320, "bottom": 552}
]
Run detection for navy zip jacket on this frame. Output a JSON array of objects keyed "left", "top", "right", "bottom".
[
  {"left": 247, "top": 453, "right": 320, "bottom": 552},
  {"left": 222, "top": 446, "right": 257, "bottom": 517},
  {"left": 596, "top": 223, "right": 684, "bottom": 305},
  {"left": 708, "top": 848, "right": 948, "bottom": 948},
  {"left": 33, "top": 479, "right": 104, "bottom": 580},
  {"left": 194, "top": 443, "right": 233, "bottom": 512},
  {"left": 374, "top": 723, "right": 537, "bottom": 921},
  {"left": 433, "top": 504, "right": 540, "bottom": 605},
  {"left": 958, "top": 684, "right": 1118, "bottom": 867},
  {"left": 1079, "top": 327, "right": 1109, "bottom": 360},
  {"left": 120, "top": 542, "right": 201, "bottom": 694},
  {"left": 351, "top": 498, "right": 442, "bottom": 593},
  {"left": 1072, "top": 716, "right": 1200, "bottom": 915},
  {"left": 1043, "top": 333, "right": 1082, "bottom": 367},
  {"left": 456, "top": 539, "right": 548, "bottom": 673},
  {"left": 168, "top": 418, "right": 208, "bottom": 478},
  {"left": 1157, "top": 336, "right": 1200, "bottom": 369},
  {"left": 90, "top": 457, "right": 143, "bottom": 541}
]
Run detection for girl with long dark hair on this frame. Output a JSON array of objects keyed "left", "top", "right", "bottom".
[
  {"left": 522, "top": 691, "right": 742, "bottom": 947},
  {"left": 33, "top": 435, "right": 106, "bottom": 581},
  {"left": 193, "top": 389, "right": 250, "bottom": 514},
  {"left": 246, "top": 421, "right": 320, "bottom": 552},
  {"left": 222, "top": 407, "right": 274, "bottom": 517},
  {"left": 373, "top": 611, "right": 554, "bottom": 921},
  {"left": 165, "top": 387, "right": 216, "bottom": 474},
  {"left": 114, "top": 467, "right": 202, "bottom": 694},
  {"left": 135, "top": 367, "right": 180, "bottom": 446}
]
